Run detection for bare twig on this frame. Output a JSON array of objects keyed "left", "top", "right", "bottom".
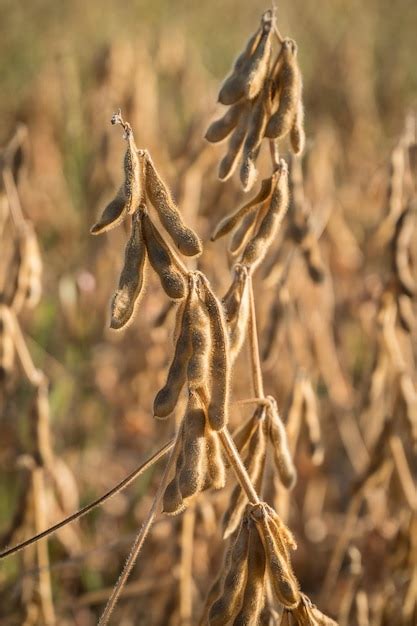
[
  {"left": 98, "top": 431, "right": 183, "bottom": 626},
  {"left": 0, "top": 439, "right": 174, "bottom": 560}
]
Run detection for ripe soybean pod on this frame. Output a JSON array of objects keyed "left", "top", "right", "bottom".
[
  {"left": 142, "top": 210, "right": 186, "bottom": 300},
  {"left": 110, "top": 208, "right": 147, "bottom": 330},
  {"left": 199, "top": 273, "right": 230, "bottom": 431},
  {"left": 208, "top": 516, "right": 251, "bottom": 625},
  {"left": 265, "top": 39, "right": 302, "bottom": 141},
  {"left": 144, "top": 152, "right": 202, "bottom": 257},
  {"left": 153, "top": 287, "right": 193, "bottom": 418}
]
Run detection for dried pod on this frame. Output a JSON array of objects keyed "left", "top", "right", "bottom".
[
  {"left": 206, "top": 427, "right": 226, "bottom": 490},
  {"left": 219, "top": 103, "right": 251, "bottom": 182},
  {"left": 49, "top": 458, "right": 79, "bottom": 515},
  {"left": 178, "top": 393, "right": 207, "bottom": 500},
  {"left": 162, "top": 477, "right": 185, "bottom": 515},
  {"left": 265, "top": 39, "right": 301, "bottom": 141},
  {"left": 251, "top": 504, "right": 300, "bottom": 609},
  {"left": 187, "top": 279, "right": 211, "bottom": 389},
  {"left": 399, "top": 373, "right": 417, "bottom": 443},
  {"left": 262, "top": 282, "right": 288, "bottom": 362},
  {"left": 205, "top": 102, "right": 246, "bottom": 144},
  {"left": 308, "top": 606, "right": 338, "bottom": 626},
  {"left": 223, "top": 415, "right": 266, "bottom": 538},
  {"left": 290, "top": 98, "right": 305, "bottom": 155},
  {"left": 267, "top": 397, "right": 297, "bottom": 489},
  {"left": 110, "top": 209, "right": 147, "bottom": 329},
  {"left": 0, "top": 305, "right": 15, "bottom": 381},
  {"left": 199, "top": 274, "right": 230, "bottom": 430},
  {"left": 1, "top": 236, "right": 20, "bottom": 308},
  {"left": 394, "top": 208, "right": 416, "bottom": 297},
  {"left": 11, "top": 223, "right": 42, "bottom": 313},
  {"left": 229, "top": 209, "right": 260, "bottom": 256},
  {"left": 223, "top": 266, "right": 250, "bottom": 362},
  {"left": 163, "top": 434, "right": 186, "bottom": 515},
  {"left": 218, "top": 11, "right": 273, "bottom": 105},
  {"left": 233, "top": 521, "right": 266, "bottom": 626},
  {"left": 408, "top": 142, "right": 417, "bottom": 185},
  {"left": 241, "top": 161, "right": 289, "bottom": 270},
  {"left": 90, "top": 187, "right": 127, "bottom": 235},
  {"left": 264, "top": 503, "right": 297, "bottom": 553},
  {"left": 259, "top": 602, "right": 282, "bottom": 626},
  {"left": 208, "top": 516, "right": 251, "bottom": 625},
  {"left": 222, "top": 264, "right": 249, "bottom": 322},
  {"left": 232, "top": 410, "right": 261, "bottom": 453},
  {"left": 142, "top": 211, "right": 186, "bottom": 299},
  {"left": 145, "top": 153, "right": 202, "bottom": 257},
  {"left": 397, "top": 293, "right": 415, "bottom": 334},
  {"left": 122, "top": 134, "right": 144, "bottom": 214},
  {"left": 91, "top": 131, "right": 143, "bottom": 234},
  {"left": 242, "top": 15, "right": 273, "bottom": 101},
  {"left": 301, "top": 379, "right": 324, "bottom": 465},
  {"left": 292, "top": 594, "right": 338, "bottom": 626},
  {"left": 301, "top": 232, "right": 326, "bottom": 283},
  {"left": 233, "top": 25, "right": 263, "bottom": 73},
  {"left": 200, "top": 529, "right": 239, "bottom": 624},
  {"left": 240, "top": 81, "right": 272, "bottom": 191},
  {"left": 153, "top": 293, "right": 193, "bottom": 418},
  {"left": 212, "top": 177, "right": 274, "bottom": 242}
]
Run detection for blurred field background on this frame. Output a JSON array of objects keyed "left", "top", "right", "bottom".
[{"left": 0, "top": 0, "right": 417, "bottom": 624}]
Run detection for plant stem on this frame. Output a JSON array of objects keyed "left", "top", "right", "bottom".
[
  {"left": 98, "top": 430, "right": 182, "bottom": 626},
  {"left": 0, "top": 439, "right": 174, "bottom": 560},
  {"left": 219, "top": 429, "right": 259, "bottom": 504},
  {"left": 196, "top": 386, "right": 260, "bottom": 505},
  {"left": 32, "top": 467, "right": 56, "bottom": 625},
  {"left": 179, "top": 505, "right": 195, "bottom": 625},
  {"left": 247, "top": 275, "right": 265, "bottom": 399}
]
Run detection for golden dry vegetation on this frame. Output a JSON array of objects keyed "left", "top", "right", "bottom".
[{"left": 0, "top": 1, "right": 417, "bottom": 625}]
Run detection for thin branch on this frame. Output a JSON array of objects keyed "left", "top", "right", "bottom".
[
  {"left": 97, "top": 430, "right": 183, "bottom": 626},
  {"left": 179, "top": 506, "right": 195, "bottom": 625},
  {"left": 218, "top": 428, "right": 259, "bottom": 504},
  {"left": 0, "top": 439, "right": 174, "bottom": 560},
  {"left": 32, "top": 467, "right": 56, "bottom": 625},
  {"left": 2, "top": 166, "right": 26, "bottom": 231},
  {"left": 247, "top": 275, "right": 265, "bottom": 399},
  {"left": 196, "top": 386, "right": 260, "bottom": 505},
  {"left": 234, "top": 398, "right": 268, "bottom": 407}
]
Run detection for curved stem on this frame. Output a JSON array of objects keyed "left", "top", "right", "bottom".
[
  {"left": 0, "top": 439, "right": 174, "bottom": 560},
  {"left": 98, "top": 431, "right": 182, "bottom": 626}
]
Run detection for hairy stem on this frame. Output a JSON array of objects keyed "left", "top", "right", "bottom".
[
  {"left": 0, "top": 439, "right": 174, "bottom": 560},
  {"left": 219, "top": 428, "right": 259, "bottom": 504},
  {"left": 32, "top": 467, "right": 56, "bottom": 625},
  {"left": 248, "top": 275, "right": 265, "bottom": 399},
  {"left": 196, "top": 386, "right": 260, "bottom": 504},
  {"left": 98, "top": 431, "right": 183, "bottom": 626},
  {"left": 179, "top": 505, "right": 195, "bottom": 625}
]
